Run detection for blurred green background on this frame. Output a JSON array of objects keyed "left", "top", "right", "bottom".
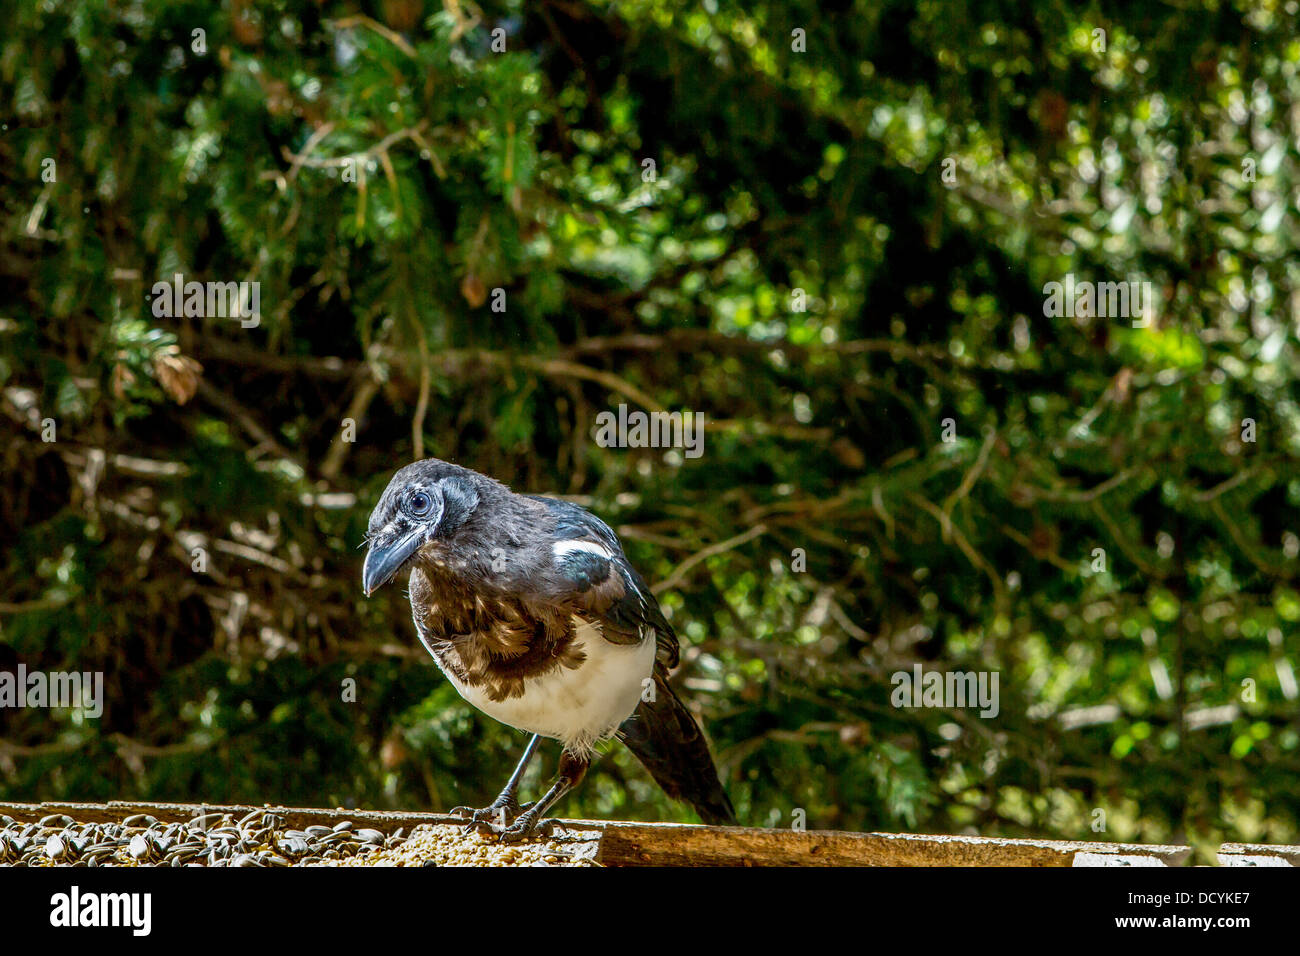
[{"left": 2, "top": 0, "right": 1299, "bottom": 863}]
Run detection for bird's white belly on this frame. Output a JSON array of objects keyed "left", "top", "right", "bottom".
[{"left": 440, "top": 619, "right": 656, "bottom": 754}]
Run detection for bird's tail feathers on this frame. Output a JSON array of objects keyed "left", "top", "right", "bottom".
[{"left": 619, "top": 671, "right": 735, "bottom": 826}]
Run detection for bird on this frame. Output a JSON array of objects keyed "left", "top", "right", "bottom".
[{"left": 361, "top": 457, "right": 735, "bottom": 841}]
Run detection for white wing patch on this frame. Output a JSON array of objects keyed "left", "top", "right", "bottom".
[{"left": 552, "top": 539, "right": 614, "bottom": 560}]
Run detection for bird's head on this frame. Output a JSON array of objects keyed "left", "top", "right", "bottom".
[{"left": 361, "top": 458, "right": 483, "bottom": 596}]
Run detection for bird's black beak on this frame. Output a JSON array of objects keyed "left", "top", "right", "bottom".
[{"left": 362, "top": 530, "right": 423, "bottom": 596}]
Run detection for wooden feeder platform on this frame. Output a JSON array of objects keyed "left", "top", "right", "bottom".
[{"left": 2, "top": 801, "right": 1294, "bottom": 866}]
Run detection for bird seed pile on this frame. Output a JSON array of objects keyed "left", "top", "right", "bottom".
[
  {"left": 0, "top": 810, "right": 598, "bottom": 867},
  {"left": 323, "top": 824, "right": 598, "bottom": 867}
]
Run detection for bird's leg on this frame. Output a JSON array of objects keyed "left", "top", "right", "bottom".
[
  {"left": 498, "top": 750, "right": 589, "bottom": 844},
  {"left": 451, "top": 734, "right": 541, "bottom": 831}
]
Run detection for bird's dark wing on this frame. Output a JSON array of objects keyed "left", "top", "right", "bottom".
[{"left": 529, "top": 496, "right": 679, "bottom": 669}]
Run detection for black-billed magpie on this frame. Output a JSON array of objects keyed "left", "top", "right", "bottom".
[{"left": 362, "top": 458, "right": 735, "bottom": 840}]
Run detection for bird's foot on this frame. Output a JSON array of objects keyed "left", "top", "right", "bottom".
[
  {"left": 450, "top": 796, "right": 535, "bottom": 834},
  {"left": 495, "top": 807, "right": 558, "bottom": 844}
]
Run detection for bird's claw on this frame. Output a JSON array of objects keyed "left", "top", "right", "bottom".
[
  {"left": 460, "top": 816, "right": 502, "bottom": 838},
  {"left": 495, "top": 813, "right": 557, "bottom": 844},
  {"left": 450, "top": 798, "right": 535, "bottom": 831},
  {"left": 446, "top": 804, "right": 556, "bottom": 843}
]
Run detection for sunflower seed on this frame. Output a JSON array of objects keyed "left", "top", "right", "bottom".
[{"left": 128, "top": 835, "right": 152, "bottom": 861}]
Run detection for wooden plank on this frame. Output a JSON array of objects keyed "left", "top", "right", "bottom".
[
  {"left": 582, "top": 820, "right": 1192, "bottom": 867},
  {"left": 1218, "top": 843, "right": 1300, "bottom": 867},
  {"left": 1073, "top": 852, "right": 1169, "bottom": 867}
]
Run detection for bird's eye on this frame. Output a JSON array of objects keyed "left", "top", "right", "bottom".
[{"left": 410, "top": 492, "right": 432, "bottom": 516}]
